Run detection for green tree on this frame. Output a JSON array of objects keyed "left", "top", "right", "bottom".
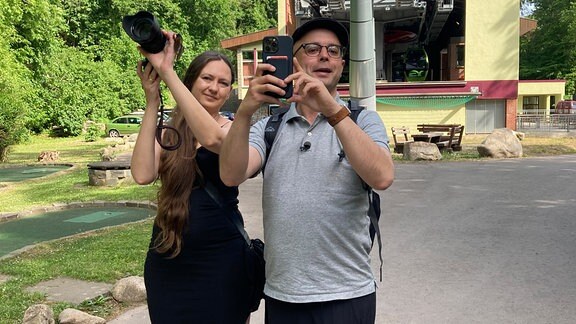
[
  {"left": 35, "top": 46, "right": 140, "bottom": 136},
  {"left": 520, "top": 0, "right": 576, "bottom": 96},
  {"left": 1, "top": 0, "right": 279, "bottom": 144},
  {"left": 0, "top": 39, "right": 33, "bottom": 161},
  {"left": 237, "top": 0, "right": 276, "bottom": 34},
  {"left": 0, "top": 0, "right": 42, "bottom": 159}
]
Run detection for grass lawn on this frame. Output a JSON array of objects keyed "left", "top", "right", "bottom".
[
  {"left": 1, "top": 132, "right": 576, "bottom": 323},
  {"left": 0, "top": 134, "right": 157, "bottom": 323},
  {"left": 0, "top": 135, "right": 157, "bottom": 213},
  {"left": 462, "top": 134, "right": 576, "bottom": 156},
  {"left": 391, "top": 133, "right": 576, "bottom": 161}
]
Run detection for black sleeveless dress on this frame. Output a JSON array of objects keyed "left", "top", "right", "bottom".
[{"left": 144, "top": 147, "right": 251, "bottom": 323}]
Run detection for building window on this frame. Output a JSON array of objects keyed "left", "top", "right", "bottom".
[
  {"left": 242, "top": 50, "right": 262, "bottom": 61},
  {"left": 456, "top": 45, "right": 465, "bottom": 68},
  {"left": 523, "top": 96, "right": 540, "bottom": 114},
  {"left": 241, "top": 50, "right": 262, "bottom": 87}
]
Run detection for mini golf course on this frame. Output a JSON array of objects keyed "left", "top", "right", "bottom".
[
  {"left": 0, "top": 206, "right": 154, "bottom": 258},
  {"left": 0, "top": 165, "right": 72, "bottom": 183}
]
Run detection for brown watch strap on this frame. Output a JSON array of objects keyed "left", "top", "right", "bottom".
[{"left": 327, "top": 105, "right": 350, "bottom": 127}]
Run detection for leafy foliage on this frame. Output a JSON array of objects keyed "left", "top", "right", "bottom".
[
  {"left": 520, "top": 0, "right": 576, "bottom": 96},
  {"left": 0, "top": 3, "right": 35, "bottom": 161},
  {"left": 84, "top": 123, "right": 103, "bottom": 142},
  {"left": 0, "top": 0, "right": 278, "bottom": 151},
  {"left": 236, "top": 0, "right": 277, "bottom": 34}
]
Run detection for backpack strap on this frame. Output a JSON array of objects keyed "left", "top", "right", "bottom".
[
  {"left": 342, "top": 100, "right": 383, "bottom": 281},
  {"left": 264, "top": 101, "right": 384, "bottom": 281},
  {"left": 337, "top": 100, "right": 363, "bottom": 162},
  {"left": 263, "top": 107, "right": 289, "bottom": 172},
  {"left": 368, "top": 189, "right": 383, "bottom": 282}
]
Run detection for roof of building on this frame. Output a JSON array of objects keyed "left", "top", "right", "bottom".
[
  {"left": 221, "top": 28, "right": 278, "bottom": 50},
  {"left": 520, "top": 17, "right": 537, "bottom": 36}
]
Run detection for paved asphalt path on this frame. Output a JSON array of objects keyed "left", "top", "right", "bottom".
[
  {"left": 111, "top": 155, "right": 576, "bottom": 323},
  {"left": 374, "top": 155, "right": 576, "bottom": 323}
]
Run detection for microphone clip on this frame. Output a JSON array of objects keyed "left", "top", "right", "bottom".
[{"left": 300, "top": 141, "right": 311, "bottom": 152}]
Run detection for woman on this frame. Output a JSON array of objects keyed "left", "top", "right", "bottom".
[{"left": 131, "top": 31, "right": 251, "bottom": 323}]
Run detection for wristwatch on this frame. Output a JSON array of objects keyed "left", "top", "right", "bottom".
[{"left": 327, "top": 105, "right": 350, "bottom": 127}]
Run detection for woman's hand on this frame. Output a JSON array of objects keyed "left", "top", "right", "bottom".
[
  {"left": 137, "top": 31, "right": 180, "bottom": 77},
  {"left": 136, "top": 60, "right": 161, "bottom": 108}
]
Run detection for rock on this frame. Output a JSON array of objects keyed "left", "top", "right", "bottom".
[
  {"left": 37, "top": 151, "right": 59, "bottom": 163},
  {"left": 22, "top": 304, "right": 55, "bottom": 324},
  {"left": 404, "top": 141, "right": 442, "bottom": 161},
  {"left": 477, "top": 128, "right": 523, "bottom": 158},
  {"left": 58, "top": 308, "right": 105, "bottom": 324},
  {"left": 126, "top": 133, "right": 138, "bottom": 143},
  {"left": 99, "top": 147, "right": 116, "bottom": 161},
  {"left": 111, "top": 276, "right": 147, "bottom": 303}
]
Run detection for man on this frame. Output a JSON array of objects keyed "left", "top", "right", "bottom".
[{"left": 220, "top": 17, "right": 394, "bottom": 323}]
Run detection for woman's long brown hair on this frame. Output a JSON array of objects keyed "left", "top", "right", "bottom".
[{"left": 152, "top": 51, "right": 234, "bottom": 258}]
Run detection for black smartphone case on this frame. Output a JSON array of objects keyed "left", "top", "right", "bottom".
[{"left": 262, "top": 35, "right": 293, "bottom": 98}]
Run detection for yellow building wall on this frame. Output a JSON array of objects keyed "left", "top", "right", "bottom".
[
  {"left": 278, "top": 0, "right": 288, "bottom": 34},
  {"left": 377, "top": 104, "right": 467, "bottom": 136},
  {"left": 517, "top": 81, "right": 566, "bottom": 114},
  {"left": 518, "top": 81, "right": 565, "bottom": 97},
  {"left": 466, "top": 0, "right": 519, "bottom": 81},
  {"left": 235, "top": 42, "right": 264, "bottom": 99}
]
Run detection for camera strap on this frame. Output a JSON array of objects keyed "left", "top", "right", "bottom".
[{"left": 155, "top": 87, "right": 181, "bottom": 150}]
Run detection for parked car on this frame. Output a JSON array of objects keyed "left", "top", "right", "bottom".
[
  {"left": 105, "top": 115, "right": 142, "bottom": 137},
  {"left": 160, "top": 109, "right": 173, "bottom": 122},
  {"left": 555, "top": 100, "right": 576, "bottom": 114},
  {"left": 130, "top": 109, "right": 172, "bottom": 122},
  {"left": 219, "top": 111, "right": 235, "bottom": 120}
]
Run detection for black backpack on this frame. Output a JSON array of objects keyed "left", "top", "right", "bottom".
[{"left": 262, "top": 101, "right": 384, "bottom": 280}]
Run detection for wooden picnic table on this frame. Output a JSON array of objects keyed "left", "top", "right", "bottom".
[
  {"left": 411, "top": 132, "right": 443, "bottom": 143},
  {"left": 416, "top": 124, "right": 465, "bottom": 152}
]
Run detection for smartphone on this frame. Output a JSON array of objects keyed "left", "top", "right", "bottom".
[{"left": 262, "top": 35, "right": 293, "bottom": 98}]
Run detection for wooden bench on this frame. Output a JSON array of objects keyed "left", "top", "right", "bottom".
[
  {"left": 391, "top": 126, "right": 414, "bottom": 153},
  {"left": 416, "top": 124, "right": 465, "bottom": 152}
]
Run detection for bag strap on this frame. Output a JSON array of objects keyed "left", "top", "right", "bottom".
[
  {"left": 344, "top": 100, "right": 383, "bottom": 281},
  {"left": 337, "top": 100, "right": 363, "bottom": 162},
  {"left": 263, "top": 107, "right": 289, "bottom": 172},
  {"left": 203, "top": 180, "right": 251, "bottom": 246},
  {"left": 368, "top": 190, "right": 383, "bottom": 281},
  {"left": 264, "top": 100, "right": 384, "bottom": 281}
]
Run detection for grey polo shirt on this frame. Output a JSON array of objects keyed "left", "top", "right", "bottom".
[{"left": 249, "top": 99, "right": 390, "bottom": 303}]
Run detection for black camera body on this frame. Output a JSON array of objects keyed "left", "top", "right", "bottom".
[{"left": 122, "top": 11, "right": 166, "bottom": 54}]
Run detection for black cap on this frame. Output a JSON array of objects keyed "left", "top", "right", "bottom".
[{"left": 292, "top": 18, "right": 349, "bottom": 49}]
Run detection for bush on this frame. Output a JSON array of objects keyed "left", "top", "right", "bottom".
[{"left": 84, "top": 122, "right": 103, "bottom": 142}]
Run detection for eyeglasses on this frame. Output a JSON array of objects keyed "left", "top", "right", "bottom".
[{"left": 294, "top": 43, "right": 347, "bottom": 58}]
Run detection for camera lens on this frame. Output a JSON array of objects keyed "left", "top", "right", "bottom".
[
  {"left": 131, "top": 18, "right": 154, "bottom": 40},
  {"left": 122, "top": 11, "right": 166, "bottom": 54}
]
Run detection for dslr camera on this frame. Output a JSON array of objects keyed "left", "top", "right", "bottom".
[{"left": 122, "top": 11, "right": 183, "bottom": 58}]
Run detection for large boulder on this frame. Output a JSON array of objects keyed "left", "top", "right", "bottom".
[
  {"left": 111, "top": 276, "right": 147, "bottom": 303},
  {"left": 22, "top": 304, "right": 55, "bottom": 324},
  {"left": 477, "top": 128, "right": 523, "bottom": 158},
  {"left": 403, "top": 141, "right": 442, "bottom": 161},
  {"left": 37, "top": 151, "right": 59, "bottom": 163},
  {"left": 58, "top": 308, "right": 105, "bottom": 324}
]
